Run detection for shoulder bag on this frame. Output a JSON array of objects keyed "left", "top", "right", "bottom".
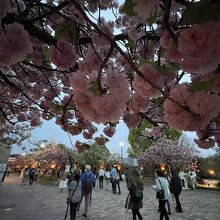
[
  {"left": 156, "top": 178, "right": 165, "bottom": 200},
  {"left": 65, "top": 182, "right": 79, "bottom": 220}
]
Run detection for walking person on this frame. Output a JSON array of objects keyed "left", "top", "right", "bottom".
[
  {"left": 78, "top": 165, "right": 95, "bottom": 218},
  {"left": 66, "top": 170, "right": 82, "bottom": 220},
  {"left": 19, "top": 167, "right": 25, "bottom": 181},
  {"left": 125, "top": 169, "right": 143, "bottom": 220},
  {"left": 189, "top": 170, "right": 197, "bottom": 190},
  {"left": 110, "top": 165, "right": 116, "bottom": 192},
  {"left": 113, "top": 167, "right": 121, "bottom": 194},
  {"left": 59, "top": 170, "right": 68, "bottom": 193},
  {"left": 153, "top": 169, "right": 170, "bottom": 220},
  {"left": 104, "top": 168, "right": 111, "bottom": 191},
  {"left": 91, "top": 168, "right": 97, "bottom": 188},
  {"left": 170, "top": 171, "right": 183, "bottom": 213},
  {"left": 98, "top": 167, "right": 105, "bottom": 189},
  {"left": 21, "top": 168, "right": 29, "bottom": 186},
  {"left": 29, "top": 168, "right": 36, "bottom": 186},
  {"left": 179, "top": 170, "right": 185, "bottom": 189}
]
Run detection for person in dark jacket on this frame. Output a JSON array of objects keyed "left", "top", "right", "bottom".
[
  {"left": 170, "top": 171, "right": 183, "bottom": 213},
  {"left": 125, "top": 169, "right": 143, "bottom": 220}
]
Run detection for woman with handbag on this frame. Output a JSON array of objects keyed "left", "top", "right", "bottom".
[
  {"left": 125, "top": 169, "right": 143, "bottom": 220},
  {"left": 154, "top": 169, "right": 170, "bottom": 220},
  {"left": 66, "top": 170, "right": 82, "bottom": 220}
]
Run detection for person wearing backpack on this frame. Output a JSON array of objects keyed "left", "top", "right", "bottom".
[
  {"left": 78, "top": 165, "right": 95, "bottom": 218},
  {"left": 125, "top": 169, "right": 143, "bottom": 220}
]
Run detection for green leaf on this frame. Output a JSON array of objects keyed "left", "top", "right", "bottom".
[
  {"left": 120, "top": 0, "right": 136, "bottom": 16},
  {"left": 147, "top": 14, "right": 157, "bottom": 25},
  {"left": 151, "top": 62, "right": 173, "bottom": 76},
  {"left": 183, "top": 1, "right": 220, "bottom": 25},
  {"left": 169, "top": 62, "right": 180, "bottom": 71},
  {"left": 126, "top": 38, "right": 136, "bottom": 49},
  {"left": 55, "top": 22, "right": 79, "bottom": 45},
  {"left": 51, "top": 102, "right": 61, "bottom": 111},
  {"left": 189, "top": 80, "right": 214, "bottom": 93},
  {"left": 89, "top": 81, "right": 100, "bottom": 96},
  {"left": 212, "top": 113, "right": 220, "bottom": 122}
]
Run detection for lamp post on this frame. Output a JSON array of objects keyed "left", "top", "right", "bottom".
[{"left": 119, "top": 142, "right": 124, "bottom": 163}]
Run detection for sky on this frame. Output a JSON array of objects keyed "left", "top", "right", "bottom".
[
  {"left": 11, "top": 119, "right": 130, "bottom": 157},
  {"left": 11, "top": 119, "right": 216, "bottom": 158}
]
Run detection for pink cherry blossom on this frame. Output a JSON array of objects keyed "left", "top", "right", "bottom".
[
  {"left": 75, "top": 141, "right": 86, "bottom": 153},
  {"left": 194, "top": 138, "right": 215, "bottom": 149},
  {"left": 133, "top": 0, "right": 160, "bottom": 20},
  {"left": 95, "top": 137, "right": 106, "bottom": 145},
  {"left": 129, "top": 94, "right": 150, "bottom": 113},
  {"left": 139, "top": 137, "right": 198, "bottom": 170},
  {"left": 49, "top": 39, "right": 76, "bottom": 70},
  {"left": 103, "top": 126, "right": 116, "bottom": 137},
  {"left": 178, "top": 21, "right": 220, "bottom": 74},
  {"left": 133, "top": 64, "right": 163, "bottom": 98},
  {"left": 160, "top": 31, "right": 173, "bottom": 49},
  {"left": 123, "top": 113, "right": 142, "bottom": 129},
  {"left": 187, "top": 91, "right": 220, "bottom": 118},
  {"left": 68, "top": 125, "right": 82, "bottom": 136},
  {"left": 0, "top": 23, "right": 33, "bottom": 66},
  {"left": 0, "top": 0, "right": 10, "bottom": 19}
]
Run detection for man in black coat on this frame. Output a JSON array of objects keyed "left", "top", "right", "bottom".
[{"left": 170, "top": 171, "right": 183, "bottom": 213}]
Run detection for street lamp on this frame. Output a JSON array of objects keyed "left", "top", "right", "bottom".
[{"left": 119, "top": 142, "right": 124, "bottom": 163}]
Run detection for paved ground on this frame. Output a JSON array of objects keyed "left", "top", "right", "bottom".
[{"left": 0, "top": 174, "right": 220, "bottom": 220}]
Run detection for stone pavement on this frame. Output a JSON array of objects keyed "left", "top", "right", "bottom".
[{"left": 0, "top": 175, "right": 220, "bottom": 220}]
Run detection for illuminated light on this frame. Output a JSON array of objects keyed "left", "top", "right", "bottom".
[
  {"left": 209, "top": 170, "right": 215, "bottom": 175},
  {"left": 51, "top": 164, "right": 56, "bottom": 169},
  {"left": 160, "top": 164, "right": 165, "bottom": 171},
  {"left": 119, "top": 142, "right": 124, "bottom": 147}
]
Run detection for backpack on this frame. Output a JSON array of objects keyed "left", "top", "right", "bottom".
[
  {"left": 82, "top": 173, "right": 93, "bottom": 194},
  {"left": 131, "top": 183, "right": 143, "bottom": 200}
]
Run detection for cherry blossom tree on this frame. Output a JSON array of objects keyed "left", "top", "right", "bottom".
[
  {"left": 0, "top": 123, "right": 34, "bottom": 147},
  {"left": 31, "top": 142, "right": 68, "bottom": 169},
  {"left": 138, "top": 136, "right": 199, "bottom": 170},
  {"left": 0, "top": 0, "right": 220, "bottom": 149},
  {"left": 128, "top": 120, "right": 181, "bottom": 157}
]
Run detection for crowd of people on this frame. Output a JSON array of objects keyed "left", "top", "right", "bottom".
[
  {"left": 19, "top": 167, "right": 39, "bottom": 186},
  {"left": 65, "top": 165, "right": 130, "bottom": 220},
  {"left": 16, "top": 164, "right": 198, "bottom": 220},
  {"left": 65, "top": 165, "right": 197, "bottom": 220}
]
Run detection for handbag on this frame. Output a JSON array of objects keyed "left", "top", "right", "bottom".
[{"left": 156, "top": 178, "right": 165, "bottom": 200}]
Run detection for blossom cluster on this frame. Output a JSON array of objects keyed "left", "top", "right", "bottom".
[
  {"left": 0, "top": 0, "right": 220, "bottom": 150},
  {"left": 138, "top": 137, "right": 199, "bottom": 170}
]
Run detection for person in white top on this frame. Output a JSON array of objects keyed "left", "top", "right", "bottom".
[
  {"left": 104, "top": 168, "right": 111, "bottom": 191},
  {"left": 153, "top": 169, "right": 170, "bottom": 220},
  {"left": 189, "top": 170, "right": 197, "bottom": 190},
  {"left": 184, "top": 171, "right": 189, "bottom": 189},
  {"left": 98, "top": 168, "right": 105, "bottom": 189},
  {"left": 179, "top": 170, "right": 186, "bottom": 189}
]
